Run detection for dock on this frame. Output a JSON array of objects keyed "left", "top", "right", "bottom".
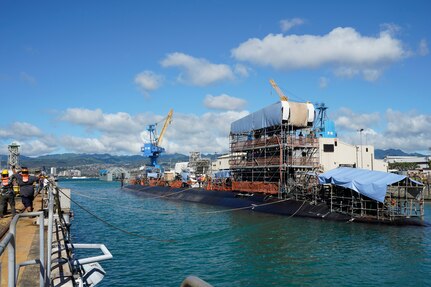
[
  {"left": 0, "top": 179, "right": 113, "bottom": 287},
  {"left": 0, "top": 196, "right": 41, "bottom": 286}
]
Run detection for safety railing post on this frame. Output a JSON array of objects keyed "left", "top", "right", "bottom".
[
  {"left": 8, "top": 215, "right": 18, "bottom": 287},
  {"left": 39, "top": 212, "right": 45, "bottom": 287},
  {"left": 46, "top": 182, "right": 55, "bottom": 284}
]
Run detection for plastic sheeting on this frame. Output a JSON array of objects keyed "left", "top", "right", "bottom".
[
  {"left": 231, "top": 101, "right": 282, "bottom": 134},
  {"left": 214, "top": 170, "right": 231, "bottom": 179},
  {"left": 318, "top": 167, "right": 421, "bottom": 203},
  {"left": 230, "top": 101, "right": 312, "bottom": 134}
]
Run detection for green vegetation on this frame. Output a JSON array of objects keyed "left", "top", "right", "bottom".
[{"left": 388, "top": 162, "right": 419, "bottom": 171}]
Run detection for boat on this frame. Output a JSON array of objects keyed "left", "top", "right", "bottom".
[{"left": 125, "top": 82, "right": 426, "bottom": 226}]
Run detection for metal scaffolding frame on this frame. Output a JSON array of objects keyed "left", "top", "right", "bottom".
[{"left": 229, "top": 122, "right": 319, "bottom": 194}]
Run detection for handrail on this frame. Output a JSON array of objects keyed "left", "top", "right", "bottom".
[
  {"left": 0, "top": 178, "right": 112, "bottom": 286},
  {"left": 46, "top": 182, "right": 55, "bottom": 282},
  {"left": 69, "top": 244, "right": 113, "bottom": 266},
  {"left": 0, "top": 211, "right": 45, "bottom": 287}
]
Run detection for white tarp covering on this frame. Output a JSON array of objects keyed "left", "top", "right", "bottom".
[{"left": 231, "top": 101, "right": 313, "bottom": 134}]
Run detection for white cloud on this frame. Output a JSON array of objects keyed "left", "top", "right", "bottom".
[
  {"left": 333, "top": 108, "right": 431, "bottom": 153},
  {"left": 57, "top": 108, "right": 249, "bottom": 155},
  {"left": 234, "top": 64, "right": 250, "bottom": 77},
  {"left": 160, "top": 52, "right": 235, "bottom": 86},
  {"left": 280, "top": 18, "right": 304, "bottom": 32},
  {"left": 163, "top": 111, "right": 249, "bottom": 154},
  {"left": 59, "top": 110, "right": 249, "bottom": 155},
  {"left": 0, "top": 122, "right": 42, "bottom": 139},
  {"left": 419, "top": 39, "right": 429, "bottom": 56},
  {"left": 379, "top": 23, "right": 401, "bottom": 37},
  {"left": 334, "top": 108, "right": 380, "bottom": 132},
  {"left": 232, "top": 27, "right": 408, "bottom": 81},
  {"left": 0, "top": 122, "right": 58, "bottom": 156},
  {"left": 19, "top": 139, "right": 58, "bottom": 156},
  {"left": 11, "top": 122, "right": 42, "bottom": 137},
  {"left": 204, "top": 94, "right": 247, "bottom": 111},
  {"left": 60, "top": 108, "right": 145, "bottom": 134},
  {"left": 134, "top": 70, "right": 163, "bottom": 93},
  {"left": 362, "top": 69, "right": 383, "bottom": 81},
  {"left": 385, "top": 109, "right": 431, "bottom": 136},
  {"left": 319, "top": 77, "right": 328, "bottom": 88},
  {"left": 60, "top": 136, "right": 107, "bottom": 154}
]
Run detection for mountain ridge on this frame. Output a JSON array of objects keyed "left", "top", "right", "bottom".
[{"left": 0, "top": 149, "right": 426, "bottom": 169}]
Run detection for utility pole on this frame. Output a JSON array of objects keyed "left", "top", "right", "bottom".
[{"left": 358, "top": 129, "right": 364, "bottom": 168}]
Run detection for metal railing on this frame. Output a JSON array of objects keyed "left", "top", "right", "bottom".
[
  {"left": 0, "top": 178, "right": 112, "bottom": 286},
  {"left": 0, "top": 212, "right": 45, "bottom": 287}
]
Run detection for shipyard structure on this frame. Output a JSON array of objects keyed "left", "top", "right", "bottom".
[
  {"left": 131, "top": 82, "right": 424, "bottom": 226},
  {"left": 209, "top": 98, "right": 422, "bottom": 224}
]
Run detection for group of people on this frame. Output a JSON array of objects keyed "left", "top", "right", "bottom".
[{"left": 0, "top": 166, "right": 42, "bottom": 218}]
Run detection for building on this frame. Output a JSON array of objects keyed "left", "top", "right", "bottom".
[
  {"left": 384, "top": 156, "right": 430, "bottom": 169},
  {"left": 211, "top": 154, "right": 231, "bottom": 172},
  {"left": 58, "top": 169, "right": 81, "bottom": 177},
  {"left": 319, "top": 137, "right": 387, "bottom": 172},
  {"left": 50, "top": 167, "right": 57, "bottom": 176},
  {"left": 99, "top": 167, "right": 130, "bottom": 181}
]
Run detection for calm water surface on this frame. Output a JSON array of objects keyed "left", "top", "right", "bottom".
[{"left": 60, "top": 179, "right": 431, "bottom": 287}]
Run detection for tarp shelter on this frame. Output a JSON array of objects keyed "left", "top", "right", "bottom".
[
  {"left": 214, "top": 170, "right": 231, "bottom": 179},
  {"left": 318, "top": 167, "right": 422, "bottom": 203},
  {"left": 230, "top": 101, "right": 313, "bottom": 134}
]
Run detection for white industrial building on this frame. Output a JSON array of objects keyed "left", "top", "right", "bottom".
[
  {"left": 384, "top": 156, "right": 430, "bottom": 169},
  {"left": 318, "top": 138, "right": 387, "bottom": 172},
  {"left": 99, "top": 167, "right": 130, "bottom": 181},
  {"left": 211, "top": 154, "right": 231, "bottom": 172}
]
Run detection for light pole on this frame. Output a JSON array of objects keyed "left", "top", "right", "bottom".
[{"left": 358, "top": 128, "right": 364, "bottom": 168}]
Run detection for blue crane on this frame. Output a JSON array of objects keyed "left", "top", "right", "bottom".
[
  {"left": 141, "top": 109, "right": 174, "bottom": 172},
  {"left": 313, "top": 103, "right": 337, "bottom": 138}
]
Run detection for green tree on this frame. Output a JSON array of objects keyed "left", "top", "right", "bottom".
[{"left": 388, "top": 162, "right": 418, "bottom": 171}]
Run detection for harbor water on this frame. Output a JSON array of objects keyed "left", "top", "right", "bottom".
[{"left": 61, "top": 179, "right": 431, "bottom": 287}]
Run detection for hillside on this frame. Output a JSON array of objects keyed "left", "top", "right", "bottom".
[
  {"left": 0, "top": 152, "right": 214, "bottom": 170},
  {"left": 0, "top": 149, "right": 424, "bottom": 173},
  {"left": 374, "top": 149, "right": 426, "bottom": 159}
]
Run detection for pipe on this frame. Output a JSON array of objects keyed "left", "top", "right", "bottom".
[{"left": 69, "top": 244, "right": 113, "bottom": 266}]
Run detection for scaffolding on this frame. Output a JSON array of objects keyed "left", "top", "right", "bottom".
[
  {"left": 321, "top": 179, "right": 424, "bottom": 222},
  {"left": 188, "top": 152, "right": 211, "bottom": 176},
  {"left": 229, "top": 121, "right": 319, "bottom": 195}
]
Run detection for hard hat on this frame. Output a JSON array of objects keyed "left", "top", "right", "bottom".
[{"left": 1, "top": 169, "right": 8, "bottom": 176}]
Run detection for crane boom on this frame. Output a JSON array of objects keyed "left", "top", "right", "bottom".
[
  {"left": 141, "top": 108, "right": 174, "bottom": 172},
  {"left": 269, "top": 79, "right": 288, "bottom": 101},
  {"left": 157, "top": 109, "right": 173, "bottom": 145}
]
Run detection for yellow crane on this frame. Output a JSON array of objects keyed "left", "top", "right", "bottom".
[
  {"left": 269, "top": 79, "right": 288, "bottom": 101},
  {"left": 156, "top": 108, "right": 173, "bottom": 146}
]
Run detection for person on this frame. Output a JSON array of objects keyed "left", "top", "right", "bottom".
[
  {"left": 0, "top": 169, "right": 15, "bottom": 218},
  {"left": 16, "top": 167, "right": 38, "bottom": 212},
  {"left": 120, "top": 173, "right": 125, "bottom": 188}
]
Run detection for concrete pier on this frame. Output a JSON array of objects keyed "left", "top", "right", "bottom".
[{"left": 0, "top": 194, "right": 43, "bottom": 286}]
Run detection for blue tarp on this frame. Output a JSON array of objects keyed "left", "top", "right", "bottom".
[
  {"left": 318, "top": 167, "right": 421, "bottom": 203},
  {"left": 231, "top": 101, "right": 282, "bottom": 134},
  {"left": 214, "top": 170, "right": 231, "bottom": 179}
]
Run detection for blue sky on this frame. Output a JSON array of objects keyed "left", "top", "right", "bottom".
[{"left": 1, "top": 0, "right": 430, "bottom": 156}]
